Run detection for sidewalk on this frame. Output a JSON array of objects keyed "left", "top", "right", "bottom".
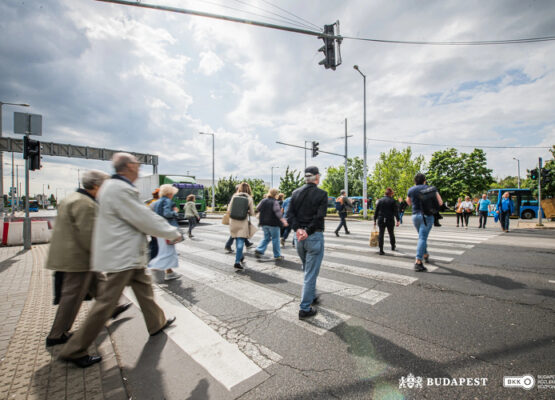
[{"left": 0, "top": 245, "right": 127, "bottom": 400}]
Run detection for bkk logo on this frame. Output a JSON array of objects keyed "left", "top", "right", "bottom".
[{"left": 399, "top": 373, "right": 488, "bottom": 389}]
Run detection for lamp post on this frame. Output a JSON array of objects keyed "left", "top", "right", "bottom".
[
  {"left": 199, "top": 132, "right": 215, "bottom": 212},
  {"left": 0, "top": 101, "right": 30, "bottom": 216},
  {"left": 271, "top": 166, "right": 279, "bottom": 188},
  {"left": 353, "top": 65, "right": 368, "bottom": 219},
  {"left": 513, "top": 157, "right": 521, "bottom": 189}
]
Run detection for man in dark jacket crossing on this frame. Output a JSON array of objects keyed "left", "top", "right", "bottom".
[
  {"left": 254, "top": 188, "right": 288, "bottom": 260},
  {"left": 373, "top": 188, "right": 400, "bottom": 255},
  {"left": 287, "top": 166, "right": 328, "bottom": 319}
]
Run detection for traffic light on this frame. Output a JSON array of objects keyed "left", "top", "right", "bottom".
[
  {"left": 23, "top": 136, "right": 42, "bottom": 171},
  {"left": 530, "top": 168, "right": 538, "bottom": 180},
  {"left": 318, "top": 24, "right": 336, "bottom": 70},
  {"left": 312, "top": 141, "right": 319, "bottom": 157},
  {"left": 541, "top": 168, "right": 551, "bottom": 184}
]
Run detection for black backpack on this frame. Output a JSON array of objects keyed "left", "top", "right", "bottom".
[
  {"left": 230, "top": 194, "right": 249, "bottom": 220},
  {"left": 417, "top": 186, "right": 440, "bottom": 216}
]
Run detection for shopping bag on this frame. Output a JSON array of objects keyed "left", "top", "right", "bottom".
[
  {"left": 369, "top": 229, "right": 379, "bottom": 247},
  {"left": 222, "top": 213, "right": 230, "bottom": 225},
  {"left": 248, "top": 220, "right": 258, "bottom": 239},
  {"left": 494, "top": 212, "right": 499, "bottom": 223}
]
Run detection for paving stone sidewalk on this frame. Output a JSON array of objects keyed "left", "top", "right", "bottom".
[{"left": 0, "top": 245, "right": 127, "bottom": 400}]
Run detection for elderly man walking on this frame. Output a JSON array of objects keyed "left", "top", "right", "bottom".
[
  {"left": 60, "top": 153, "right": 182, "bottom": 368},
  {"left": 287, "top": 166, "right": 328, "bottom": 319},
  {"left": 45, "top": 170, "right": 131, "bottom": 347}
]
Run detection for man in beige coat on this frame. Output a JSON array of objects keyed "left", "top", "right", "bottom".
[
  {"left": 60, "top": 153, "right": 182, "bottom": 368},
  {"left": 45, "top": 170, "right": 131, "bottom": 347}
]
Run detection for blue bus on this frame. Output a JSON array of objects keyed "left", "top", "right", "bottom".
[
  {"left": 29, "top": 200, "right": 39, "bottom": 212},
  {"left": 487, "top": 188, "right": 545, "bottom": 219},
  {"left": 349, "top": 196, "right": 373, "bottom": 213}
]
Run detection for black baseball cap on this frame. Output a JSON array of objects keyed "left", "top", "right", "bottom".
[{"left": 305, "top": 166, "right": 320, "bottom": 177}]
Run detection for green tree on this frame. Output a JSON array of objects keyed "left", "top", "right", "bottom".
[
  {"left": 245, "top": 178, "right": 267, "bottom": 204},
  {"left": 368, "top": 147, "right": 425, "bottom": 200},
  {"left": 426, "top": 148, "right": 493, "bottom": 204},
  {"left": 215, "top": 175, "right": 239, "bottom": 206},
  {"left": 490, "top": 176, "right": 524, "bottom": 189},
  {"left": 278, "top": 166, "right": 304, "bottom": 198},
  {"left": 322, "top": 157, "right": 365, "bottom": 197},
  {"left": 528, "top": 145, "right": 555, "bottom": 198}
]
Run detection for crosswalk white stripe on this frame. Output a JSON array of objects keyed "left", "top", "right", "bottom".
[
  {"left": 123, "top": 286, "right": 265, "bottom": 390},
  {"left": 195, "top": 232, "right": 438, "bottom": 276},
  {"left": 323, "top": 241, "right": 464, "bottom": 256},
  {"left": 394, "top": 238, "right": 474, "bottom": 249},
  {"left": 183, "top": 235, "right": 424, "bottom": 284},
  {"left": 173, "top": 248, "right": 350, "bottom": 335},
  {"left": 334, "top": 230, "right": 498, "bottom": 242},
  {"left": 178, "top": 241, "right": 390, "bottom": 306},
  {"left": 326, "top": 231, "right": 486, "bottom": 244}
]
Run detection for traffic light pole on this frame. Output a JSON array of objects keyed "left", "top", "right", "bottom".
[
  {"left": 24, "top": 135, "right": 31, "bottom": 249},
  {"left": 537, "top": 157, "right": 543, "bottom": 227}
]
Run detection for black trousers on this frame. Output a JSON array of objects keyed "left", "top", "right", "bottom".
[
  {"left": 335, "top": 212, "right": 349, "bottom": 233},
  {"left": 478, "top": 211, "right": 488, "bottom": 227},
  {"left": 456, "top": 213, "right": 463, "bottom": 226},
  {"left": 378, "top": 218, "right": 395, "bottom": 251},
  {"left": 463, "top": 211, "right": 471, "bottom": 226}
]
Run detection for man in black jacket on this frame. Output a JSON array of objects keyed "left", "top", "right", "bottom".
[
  {"left": 287, "top": 166, "right": 328, "bottom": 319},
  {"left": 374, "top": 188, "right": 400, "bottom": 255},
  {"left": 334, "top": 190, "right": 352, "bottom": 236}
]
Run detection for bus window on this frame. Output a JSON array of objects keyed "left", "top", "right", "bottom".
[{"left": 487, "top": 190, "right": 498, "bottom": 205}]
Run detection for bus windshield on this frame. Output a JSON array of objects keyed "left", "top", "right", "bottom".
[
  {"left": 176, "top": 188, "right": 204, "bottom": 200},
  {"left": 487, "top": 190, "right": 499, "bottom": 205}
]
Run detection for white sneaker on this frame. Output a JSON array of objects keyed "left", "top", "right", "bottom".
[{"left": 164, "top": 271, "right": 179, "bottom": 281}]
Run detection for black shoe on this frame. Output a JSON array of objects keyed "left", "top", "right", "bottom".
[
  {"left": 478, "top": 225, "right": 482, "bottom": 229},
  {"left": 414, "top": 263, "right": 428, "bottom": 272},
  {"left": 234, "top": 263, "right": 244, "bottom": 270},
  {"left": 63, "top": 355, "right": 102, "bottom": 368},
  {"left": 111, "top": 302, "right": 132, "bottom": 320},
  {"left": 335, "top": 231, "right": 339, "bottom": 237},
  {"left": 150, "top": 316, "right": 176, "bottom": 336},
  {"left": 245, "top": 241, "right": 254, "bottom": 248},
  {"left": 46, "top": 332, "right": 72, "bottom": 347},
  {"left": 298, "top": 308, "right": 317, "bottom": 319},
  {"left": 434, "top": 223, "right": 441, "bottom": 227},
  {"left": 254, "top": 250, "right": 263, "bottom": 258},
  {"left": 379, "top": 250, "right": 385, "bottom": 255},
  {"left": 240, "top": 256, "right": 245, "bottom": 263},
  {"left": 391, "top": 246, "right": 396, "bottom": 251},
  {"left": 311, "top": 296, "right": 320, "bottom": 306},
  {"left": 345, "top": 231, "right": 350, "bottom": 234},
  {"left": 225, "top": 247, "right": 234, "bottom": 253}
]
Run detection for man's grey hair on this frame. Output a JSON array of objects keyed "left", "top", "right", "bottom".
[
  {"left": 112, "top": 152, "right": 138, "bottom": 173},
  {"left": 305, "top": 174, "right": 318, "bottom": 184},
  {"left": 340, "top": 190, "right": 346, "bottom": 195},
  {"left": 82, "top": 170, "right": 110, "bottom": 190}
]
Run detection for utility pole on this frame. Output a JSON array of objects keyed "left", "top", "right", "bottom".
[
  {"left": 24, "top": 134, "right": 31, "bottom": 249},
  {"left": 344, "top": 118, "right": 351, "bottom": 195},
  {"left": 11, "top": 153, "right": 14, "bottom": 218},
  {"left": 537, "top": 157, "right": 543, "bottom": 227},
  {"left": 199, "top": 132, "right": 216, "bottom": 212},
  {"left": 513, "top": 157, "right": 521, "bottom": 189},
  {"left": 304, "top": 141, "right": 308, "bottom": 171}
]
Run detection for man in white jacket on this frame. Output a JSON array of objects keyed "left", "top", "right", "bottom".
[{"left": 60, "top": 153, "right": 182, "bottom": 368}]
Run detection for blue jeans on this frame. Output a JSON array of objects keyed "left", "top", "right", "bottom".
[
  {"left": 399, "top": 211, "right": 404, "bottom": 224},
  {"left": 256, "top": 226, "right": 281, "bottom": 258},
  {"left": 296, "top": 232, "right": 324, "bottom": 311},
  {"left": 412, "top": 213, "right": 434, "bottom": 261},
  {"left": 500, "top": 211, "right": 510, "bottom": 231},
  {"left": 235, "top": 238, "right": 246, "bottom": 264}
]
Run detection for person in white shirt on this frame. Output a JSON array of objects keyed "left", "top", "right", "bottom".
[{"left": 460, "top": 196, "right": 474, "bottom": 228}]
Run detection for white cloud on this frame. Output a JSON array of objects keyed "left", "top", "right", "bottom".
[{"left": 197, "top": 51, "right": 224, "bottom": 75}]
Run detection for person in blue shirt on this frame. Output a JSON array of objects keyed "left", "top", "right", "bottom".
[
  {"left": 280, "top": 196, "right": 293, "bottom": 246},
  {"left": 497, "top": 191, "right": 515, "bottom": 232},
  {"left": 477, "top": 193, "right": 491, "bottom": 229}
]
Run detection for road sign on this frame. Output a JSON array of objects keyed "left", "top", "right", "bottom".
[{"left": 14, "top": 112, "right": 42, "bottom": 136}]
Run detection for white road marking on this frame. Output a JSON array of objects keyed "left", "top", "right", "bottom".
[
  {"left": 549, "top": 280, "right": 555, "bottom": 284},
  {"left": 123, "top": 286, "right": 265, "bottom": 391},
  {"left": 172, "top": 250, "right": 350, "bottom": 335},
  {"left": 178, "top": 243, "right": 390, "bottom": 305}
]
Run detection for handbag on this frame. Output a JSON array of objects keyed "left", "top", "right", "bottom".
[
  {"left": 222, "top": 213, "right": 230, "bottom": 225},
  {"left": 369, "top": 229, "right": 379, "bottom": 247},
  {"left": 247, "top": 217, "right": 258, "bottom": 239}
]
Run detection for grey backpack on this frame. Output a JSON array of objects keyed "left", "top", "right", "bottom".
[{"left": 230, "top": 195, "right": 249, "bottom": 220}]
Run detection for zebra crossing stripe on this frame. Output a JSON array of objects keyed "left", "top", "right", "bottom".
[
  {"left": 172, "top": 250, "right": 350, "bottom": 335},
  {"left": 178, "top": 241, "right": 390, "bottom": 306},
  {"left": 194, "top": 232, "right": 432, "bottom": 279},
  {"left": 324, "top": 241, "right": 464, "bottom": 256},
  {"left": 123, "top": 286, "right": 265, "bottom": 390}
]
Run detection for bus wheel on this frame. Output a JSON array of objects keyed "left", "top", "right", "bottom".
[{"left": 522, "top": 210, "right": 534, "bottom": 219}]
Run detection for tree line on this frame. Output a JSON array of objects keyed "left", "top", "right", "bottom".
[{"left": 206, "top": 146, "right": 554, "bottom": 208}]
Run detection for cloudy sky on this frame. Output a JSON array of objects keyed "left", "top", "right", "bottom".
[{"left": 1, "top": 0, "right": 554, "bottom": 198}]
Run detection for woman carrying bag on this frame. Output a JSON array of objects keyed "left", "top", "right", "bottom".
[
  {"left": 148, "top": 184, "right": 183, "bottom": 281},
  {"left": 228, "top": 182, "right": 256, "bottom": 270}
]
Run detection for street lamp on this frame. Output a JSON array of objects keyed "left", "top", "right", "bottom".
[
  {"left": 199, "top": 132, "right": 215, "bottom": 212},
  {"left": 0, "top": 101, "right": 30, "bottom": 216},
  {"left": 513, "top": 157, "right": 521, "bottom": 189},
  {"left": 271, "top": 166, "right": 279, "bottom": 188},
  {"left": 353, "top": 65, "right": 368, "bottom": 219}
]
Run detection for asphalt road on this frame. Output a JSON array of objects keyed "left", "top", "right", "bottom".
[{"left": 92, "top": 215, "right": 555, "bottom": 399}]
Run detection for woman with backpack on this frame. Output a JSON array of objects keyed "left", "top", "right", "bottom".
[
  {"left": 254, "top": 188, "right": 288, "bottom": 261},
  {"left": 228, "top": 182, "right": 256, "bottom": 270}
]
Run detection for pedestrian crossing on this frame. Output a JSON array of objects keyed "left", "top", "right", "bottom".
[{"left": 129, "top": 221, "right": 499, "bottom": 393}]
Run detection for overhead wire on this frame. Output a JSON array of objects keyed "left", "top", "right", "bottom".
[
  {"left": 341, "top": 34, "right": 555, "bottom": 45},
  {"left": 229, "top": 0, "right": 321, "bottom": 32},
  {"left": 257, "top": 0, "right": 323, "bottom": 32},
  {"left": 367, "top": 138, "right": 551, "bottom": 149}
]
